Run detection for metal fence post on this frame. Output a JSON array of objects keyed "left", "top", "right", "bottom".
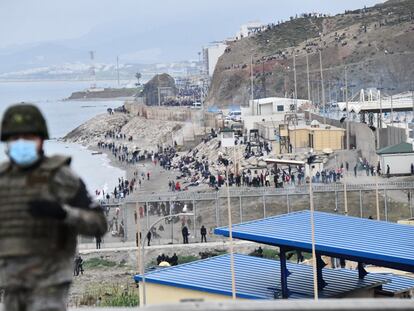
[
  {"left": 193, "top": 199, "right": 197, "bottom": 239},
  {"left": 263, "top": 195, "right": 266, "bottom": 218},
  {"left": 286, "top": 193, "right": 290, "bottom": 213},
  {"left": 216, "top": 195, "right": 220, "bottom": 227},
  {"left": 359, "top": 190, "right": 363, "bottom": 218},
  {"left": 384, "top": 189, "right": 388, "bottom": 222},
  {"left": 146, "top": 201, "right": 149, "bottom": 230},
  {"left": 335, "top": 189, "right": 338, "bottom": 212},
  {"left": 410, "top": 190, "right": 413, "bottom": 218},
  {"left": 239, "top": 195, "right": 243, "bottom": 223},
  {"left": 169, "top": 200, "right": 173, "bottom": 244}
]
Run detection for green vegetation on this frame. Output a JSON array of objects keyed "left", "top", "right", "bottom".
[
  {"left": 78, "top": 283, "right": 138, "bottom": 307},
  {"left": 83, "top": 257, "right": 117, "bottom": 269},
  {"left": 177, "top": 255, "right": 199, "bottom": 264},
  {"left": 262, "top": 248, "right": 279, "bottom": 259}
]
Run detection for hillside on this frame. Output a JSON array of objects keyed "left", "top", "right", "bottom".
[{"left": 206, "top": 0, "right": 414, "bottom": 107}]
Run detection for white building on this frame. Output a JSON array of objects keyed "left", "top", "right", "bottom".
[
  {"left": 236, "top": 21, "right": 265, "bottom": 39},
  {"left": 202, "top": 42, "right": 227, "bottom": 77},
  {"left": 377, "top": 142, "right": 414, "bottom": 175},
  {"left": 241, "top": 97, "right": 311, "bottom": 131}
]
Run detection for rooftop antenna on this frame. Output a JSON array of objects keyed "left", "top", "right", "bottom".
[{"left": 89, "top": 50, "right": 96, "bottom": 89}]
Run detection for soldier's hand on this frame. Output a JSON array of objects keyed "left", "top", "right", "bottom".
[{"left": 28, "top": 200, "right": 67, "bottom": 220}]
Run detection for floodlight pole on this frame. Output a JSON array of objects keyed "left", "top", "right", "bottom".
[
  {"left": 306, "top": 52, "right": 311, "bottom": 122},
  {"left": 308, "top": 158, "right": 319, "bottom": 300},
  {"left": 345, "top": 66, "right": 350, "bottom": 150},
  {"left": 250, "top": 54, "right": 254, "bottom": 102},
  {"left": 136, "top": 203, "right": 143, "bottom": 299},
  {"left": 376, "top": 174, "right": 380, "bottom": 220},
  {"left": 225, "top": 153, "right": 237, "bottom": 299},
  {"left": 319, "top": 49, "right": 326, "bottom": 125}
]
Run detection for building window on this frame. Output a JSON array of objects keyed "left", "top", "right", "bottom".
[{"left": 277, "top": 105, "right": 284, "bottom": 112}]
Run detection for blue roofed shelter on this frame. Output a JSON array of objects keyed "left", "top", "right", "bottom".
[
  {"left": 214, "top": 211, "right": 414, "bottom": 298},
  {"left": 134, "top": 254, "right": 414, "bottom": 303}
]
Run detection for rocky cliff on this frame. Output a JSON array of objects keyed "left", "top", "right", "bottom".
[{"left": 206, "top": 0, "right": 414, "bottom": 107}]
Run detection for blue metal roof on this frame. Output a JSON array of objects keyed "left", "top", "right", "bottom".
[
  {"left": 375, "top": 273, "right": 414, "bottom": 294},
  {"left": 134, "top": 254, "right": 389, "bottom": 299},
  {"left": 214, "top": 211, "right": 414, "bottom": 273}
]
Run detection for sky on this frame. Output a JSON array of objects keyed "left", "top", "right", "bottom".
[{"left": 0, "top": 0, "right": 384, "bottom": 65}]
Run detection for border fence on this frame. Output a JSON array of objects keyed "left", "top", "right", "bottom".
[{"left": 86, "top": 182, "right": 414, "bottom": 248}]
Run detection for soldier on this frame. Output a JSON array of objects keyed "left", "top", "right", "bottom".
[{"left": 0, "top": 103, "right": 108, "bottom": 311}]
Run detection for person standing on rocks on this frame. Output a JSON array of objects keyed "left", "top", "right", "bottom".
[{"left": 0, "top": 103, "right": 108, "bottom": 311}]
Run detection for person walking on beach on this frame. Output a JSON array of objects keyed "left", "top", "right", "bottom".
[{"left": 0, "top": 103, "right": 108, "bottom": 311}]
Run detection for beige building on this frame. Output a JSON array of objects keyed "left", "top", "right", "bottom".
[
  {"left": 289, "top": 121, "right": 345, "bottom": 151},
  {"left": 256, "top": 120, "right": 345, "bottom": 153}
]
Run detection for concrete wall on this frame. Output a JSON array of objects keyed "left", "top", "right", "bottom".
[
  {"left": 306, "top": 113, "right": 377, "bottom": 163},
  {"left": 304, "top": 112, "right": 407, "bottom": 163},
  {"left": 125, "top": 102, "right": 202, "bottom": 122},
  {"left": 379, "top": 126, "right": 406, "bottom": 149},
  {"left": 125, "top": 102, "right": 219, "bottom": 129}
]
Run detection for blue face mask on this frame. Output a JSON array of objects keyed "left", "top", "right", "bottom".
[{"left": 7, "top": 139, "right": 39, "bottom": 167}]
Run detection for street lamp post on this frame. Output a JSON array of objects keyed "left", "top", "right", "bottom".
[{"left": 140, "top": 212, "right": 194, "bottom": 306}]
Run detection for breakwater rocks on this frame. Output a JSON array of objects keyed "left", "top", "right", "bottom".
[{"left": 63, "top": 112, "right": 184, "bottom": 151}]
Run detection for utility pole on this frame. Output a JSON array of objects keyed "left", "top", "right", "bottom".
[
  {"left": 306, "top": 53, "right": 311, "bottom": 122},
  {"left": 411, "top": 88, "right": 414, "bottom": 122},
  {"left": 250, "top": 54, "right": 254, "bottom": 103},
  {"left": 376, "top": 90, "right": 381, "bottom": 150},
  {"left": 390, "top": 93, "right": 394, "bottom": 126},
  {"left": 116, "top": 56, "right": 120, "bottom": 87},
  {"left": 345, "top": 66, "right": 350, "bottom": 150},
  {"left": 157, "top": 74, "right": 161, "bottom": 106},
  {"left": 293, "top": 54, "right": 298, "bottom": 114},
  {"left": 319, "top": 49, "right": 326, "bottom": 124}
]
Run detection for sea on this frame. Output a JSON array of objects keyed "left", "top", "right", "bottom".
[{"left": 0, "top": 80, "right": 126, "bottom": 197}]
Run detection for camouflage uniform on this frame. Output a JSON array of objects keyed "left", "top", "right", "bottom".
[{"left": 0, "top": 104, "right": 108, "bottom": 311}]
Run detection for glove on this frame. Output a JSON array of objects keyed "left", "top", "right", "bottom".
[{"left": 28, "top": 200, "right": 67, "bottom": 220}]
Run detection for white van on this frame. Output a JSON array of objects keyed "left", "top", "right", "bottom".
[{"left": 228, "top": 110, "right": 242, "bottom": 122}]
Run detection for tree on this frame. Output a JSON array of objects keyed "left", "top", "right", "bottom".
[{"left": 135, "top": 72, "right": 142, "bottom": 86}]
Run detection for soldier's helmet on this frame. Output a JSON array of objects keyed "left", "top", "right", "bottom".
[{"left": 1, "top": 103, "right": 49, "bottom": 141}]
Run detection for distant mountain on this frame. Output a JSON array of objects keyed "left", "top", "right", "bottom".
[{"left": 0, "top": 12, "right": 228, "bottom": 74}]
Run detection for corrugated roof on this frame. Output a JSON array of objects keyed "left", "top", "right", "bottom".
[
  {"left": 134, "top": 254, "right": 388, "bottom": 299},
  {"left": 214, "top": 211, "right": 414, "bottom": 272},
  {"left": 376, "top": 273, "right": 414, "bottom": 294},
  {"left": 377, "top": 142, "right": 413, "bottom": 155}
]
